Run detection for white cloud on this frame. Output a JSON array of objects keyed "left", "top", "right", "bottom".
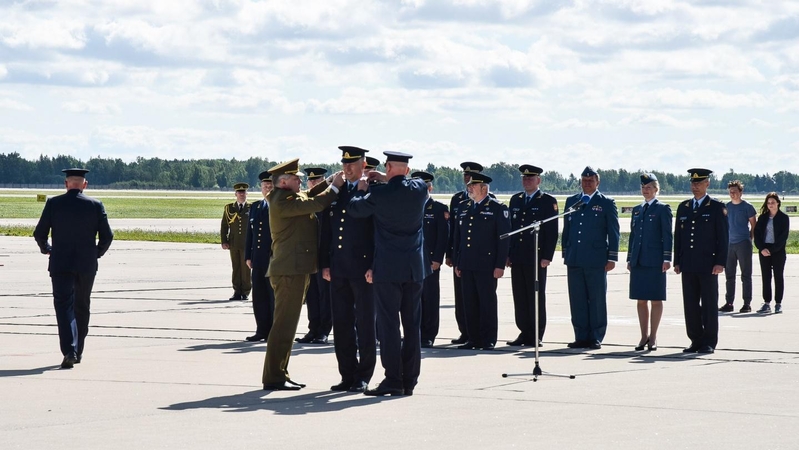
[
  {"left": 618, "top": 113, "right": 706, "bottom": 129},
  {"left": 62, "top": 101, "right": 121, "bottom": 115},
  {"left": 748, "top": 118, "right": 778, "bottom": 128}
]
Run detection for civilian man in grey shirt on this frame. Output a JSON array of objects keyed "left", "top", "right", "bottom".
[{"left": 719, "top": 180, "right": 757, "bottom": 313}]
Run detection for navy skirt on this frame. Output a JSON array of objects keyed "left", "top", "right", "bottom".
[{"left": 629, "top": 266, "right": 667, "bottom": 301}]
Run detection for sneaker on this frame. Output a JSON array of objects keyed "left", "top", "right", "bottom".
[
  {"left": 739, "top": 304, "right": 752, "bottom": 313},
  {"left": 775, "top": 304, "right": 782, "bottom": 314},
  {"left": 718, "top": 303, "right": 734, "bottom": 312},
  {"left": 757, "top": 303, "right": 772, "bottom": 314}
]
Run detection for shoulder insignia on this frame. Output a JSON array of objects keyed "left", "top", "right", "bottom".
[
  {"left": 286, "top": 195, "right": 295, "bottom": 200},
  {"left": 504, "top": 210, "right": 509, "bottom": 218}
]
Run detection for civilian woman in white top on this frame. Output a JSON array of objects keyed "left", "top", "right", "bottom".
[{"left": 753, "top": 192, "right": 790, "bottom": 314}]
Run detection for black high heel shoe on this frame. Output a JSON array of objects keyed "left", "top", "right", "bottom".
[
  {"left": 648, "top": 340, "right": 657, "bottom": 351},
  {"left": 635, "top": 338, "right": 649, "bottom": 351}
]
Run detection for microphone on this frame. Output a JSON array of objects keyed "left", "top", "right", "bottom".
[{"left": 569, "top": 195, "right": 590, "bottom": 211}]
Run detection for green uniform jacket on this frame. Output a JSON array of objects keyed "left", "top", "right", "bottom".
[
  {"left": 221, "top": 202, "right": 250, "bottom": 250},
  {"left": 267, "top": 181, "right": 337, "bottom": 277}
]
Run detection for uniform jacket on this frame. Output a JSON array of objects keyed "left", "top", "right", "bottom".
[
  {"left": 320, "top": 182, "right": 374, "bottom": 279},
  {"left": 562, "top": 191, "right": 620, "bottom": 267},
  {"left": 453, "top": 196, "right": 511, "bottom": 272},
  {"left": 245, "top": 198, "right": 272, "bottom": 269},
  {"left": 446, "top": 191, "right": 469, "bottom": 260},
  {"left": 508, "top": 190, "right": 559, "bottom": 265},
  {"left": 33, "top": 189, "right": 114, "bottom": 273},
  {"left": 627, "top": 199, "right": 673, "bottom": 267},
  {"left": 673, "top": 196, "right": 729, "bottom": 273},
  {"left": 347, "top": 175, "right": 430, "bottom": 283},
  {"left": 221, "top": 202, "right": 250, "bottom": 250},
  {"left": 754, "top": 210, "right": 789, "bottom": 254},
  {"left": 422, "top": 197, "right": 449, "bottom": 267},
  {"left": 266, "top": 181, "right": 337, "bottom": 277}
]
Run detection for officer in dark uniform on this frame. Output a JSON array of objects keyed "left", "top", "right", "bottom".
[
  {"left": 348, "top": 151, "right": 430, "bottom": 396},
  {"left": 506, "top": 164, "right": 558, "bottom": 347},
  {"left": 446, "top": 161, "right": 493, "bottom": 344},
  {"left": 453, "top": 172, "right": 510, "bottom": 351},
  {"left": 674, "top": 168, "right": 729, "bottom": 354},
  {"left": 221, "top": 183, "right": 251, "bottom": 300},
  {"left": 320, "top": 146, "right": 376, "bottom": 393},
  {"left": 364, "top": 156, "right": 380, "bottom": 173},
  {"left": 562, "top": 166, "right": 620, "bottom": 350},
  {"left": 244, "top": 171, "right": 275, "bottom": 342},
  {"left": 411, "top": 171, "right": 449, "bottom": 348},
  {"left": 34, "top": 168, "right": 114, "bottom": 368},
  {"left": 296, "top": 167, "right": 333, "bottom": 344}
]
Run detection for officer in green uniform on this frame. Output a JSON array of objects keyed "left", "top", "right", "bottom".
[{"left": 221, "top": 183, "right": 251, "bottom": 300}]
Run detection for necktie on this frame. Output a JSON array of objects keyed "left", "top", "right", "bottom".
[
  {"left": 238, "top": 203, "right": 243, "bottom": 213},
  {"left": 643, "top": 202, "right": 649, "bottom": 214},
  {"left": 525, "top": 196, "right": 531, "bottom": 205},
  {"left": 693, "top": 200, "right": 699, "bottom": 210},
  {"left": 348, "top": 183, "right": 355, "bottom": 193}
]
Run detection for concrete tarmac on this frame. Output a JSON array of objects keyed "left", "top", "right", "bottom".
[{"left": 1, "top": 236, "right": 798, "bottom": 449}]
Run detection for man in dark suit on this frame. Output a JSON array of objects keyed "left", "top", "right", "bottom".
[
  {"left": 33, "top": 168, "right": 114, "bottom": 369},
  {"left": 562, "top": 166, "right": 620, "bottom": 350},
  {"left": 674, "top": 168, "right": 729, "bottom": 354},
  {"left": 452, "top": 172, "right": 510, "bottom": 351},
  {"left": 244, "top": 171, "right": 275, "bottom": 342},
  {"left": 296, "top": 167, "right": 333, "bottom": 345},
  {"left": 320, "top": 147, "right": 376, "bottom": 393},
  {"left": 261, "top": 159, "right": 344, "bottom": 391},
  {"left": 221, "top": 183, "right": 251, "bottom": 300},
  {"left": 348, "top": 151, "right": 430, "bottom": 396},
  {"left": 411, "top": 171, "right": 449, "bottom": 348},
  {"left": 506, "top": 164, "right": 558, "bottom": 347}
]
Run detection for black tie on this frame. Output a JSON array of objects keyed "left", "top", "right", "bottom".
[
  {"left": 693, "top": 200, "right": 699, "bottom": 210},
  {"left": 525, "top": 196, "right": 530, "bottom": 205},
  {"left": 643, "top": 202, "right": 649, "bottom": 214},
  {"left": 348, "top": 183, "right": 355, "bottom": 193},
  {"left": 238, "top": 203, "right": 242, "bottom": 213}
]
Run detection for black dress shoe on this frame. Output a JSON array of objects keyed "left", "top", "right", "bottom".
[
  {"left": 76, "top": 354, "right": 82, "bottom": 364},
  {"left": 403, "top": 388, "right": 414, "bottom": 396},
  {"left": 60, "top": 354, "right": 77, "bottom": 369},
  {"left": 635, "top": 338, "right": 650, "bottom": 351},
  {"left": 457, "top": 341, "right": 478, "bottom": 350},
  {"left": 331, "top": 380, "right": 354, "bottom": 391},
  {"left": 286, "top": 379, "right": 306, "bottom": 388},
  {"left": 697, "top": 345, "right": 715, "bottom": 354},
  {"left": 451, "top": 336, "right": 468, "bottom": 344},
  {"left": 311, "top": 335, "right": 328, "bottom": 344},
  {"left": 295, "top": 333, "right": 315, "bottom": 343},
  {"left": 482, "top": 343, "right": 495, "bottom": 351},
  {"left": 506, "top": 335, "right": 525, "bottom": 346},
  {"left": 682, "top": 345, "right": 700, "bottom": 353},
  {"left": 348, "top": 380, "right": 368, "bottom": 393},
  {"left": 229, "top": 294, "right": 241, "bottom": 301},
  {"left": 588, "top": 341, "right": 601, "bottom": 350},
  {"left": 567, "top": 340, "right": 589, "bottom": 349},
  {"left": 421, "top": 339, "right": 434, "bottom": 348},
  {"left": 245, "top": 334, "right": 266, "bottom": 342},
  {"left": 364, "top": 385, "right": 404, "bottom": 397},
  {"left": 263, "top": 381, "right": 301, "bottom": 391},
  {"left": 241, "top": 295, "right": 248, "bottom": 301}
]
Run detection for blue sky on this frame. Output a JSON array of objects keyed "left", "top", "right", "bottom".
[{"left": 1, "top": 0, "right": 798, "bottom": 176}]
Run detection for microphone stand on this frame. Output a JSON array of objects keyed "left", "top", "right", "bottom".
[{"left": 499, "top": 202, "right": 585, "bottom": 382}]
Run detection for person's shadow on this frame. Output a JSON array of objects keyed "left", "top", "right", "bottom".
[
  {"left": 0, "top": 366, "right": 61, "bottom": 377},
  {"left": 161, "top": 389, "right": 401, "bottom": 415}
]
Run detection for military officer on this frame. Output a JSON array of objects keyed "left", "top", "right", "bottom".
[
  {"left": 296, "top": 167, "right": 333, "bottom": 344},
  {"left": 348, "top": 151, "right": 430, "bottom": 396},
  {"left": 244, "top": 172, "right": 275, "bottom": 342},
  {"left": 262, "top": 159, "right": 344, "bottom": 391},
  {"left": 320, "top": 146, "right": 376, "bottom": 393},
  {"left": 221, "top": 183, "right": 251, "bottom": 301},
  {"left": 452, "top": 172, "right": 510, "bottom": 351},
  {"left": 411, "top": 171, "right": 449, "bottom": 348},
  {"left": 674, "top": 168, "right": 728, "bottom": 354},
  {"left": 562, "top": 166, "right": 620, "bottom": 350},
  {"left": 446, "top": 161, "right": 492, "bottom": 345},
  {"left": 33, "top": 168, "right": 114, "bottom": 368},
  {"left": 506, "top": 164, "right": 558, "bottom": 347},
  {"left": 364, "top": 156, "right": 380, "bottom": 173}
]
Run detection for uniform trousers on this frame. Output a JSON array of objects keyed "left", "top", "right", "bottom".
[
  {"left": 229, "top": 248, "right": 252, "bottom": 297},
  {"left": 566, "top": 266, "right": 608, "bottom": 343},
  {"left": 681, "top": 272, "right": 719, "bottom": 349},
  {"left": 330, "top": 277, "right": 376, "bottom": 384},
  {"left": 262, "top": 274, "right": 309, "bottom": 385},
  {"left": 510, "top": 264, "right": 547, "bottom": 342},
  {"left": 725, "top": 240, "right": 753, "bottom": 304},
  {"left": 250, "top": 266, "right": 275, "bottom": 338},
  {"left": 51, "top": 271, "right": 95, "bottom": 357},
  {"left": 452, "top": 268, "right": 468, "bottom": 338},
  {"left": 759, "top": 250, "right": 786, "bottom": 303},
  {"left": 460, "top": 269, "right": 498, "bottom": 347},
  {"left": 420, "top": 268, "right": 441, "bottom": 342},
  {"left": 305, "top": 272, "right": 332, "bottom": 337},
  {"left": 373, "top": 281, "right": 423, "bottom": 390}
]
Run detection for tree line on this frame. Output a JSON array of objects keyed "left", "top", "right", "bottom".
[{"left": 1, "top": 152, "right": 797, "bottom": 195}]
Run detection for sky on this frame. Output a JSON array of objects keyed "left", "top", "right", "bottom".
[{"left": 1, "top": 0, "right": 798, "bottom": 177}]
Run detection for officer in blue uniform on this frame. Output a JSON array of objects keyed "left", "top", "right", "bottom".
[
  {"left": 348, "top": 151, "right": 430, "bottom": 396},
  {"left": 244, "top": 171, "right": 275, "bottom": 342},
  {"left": 411, "top": 171, "right": 449, "bottom": 348},
  {"left": 320, "top": 146, "right": 376, "bottom": 393},
  {"left": 364, "top": 156, "right": 380, "bottom": 172},
  {"left": 446, "top": 162, "right": 493, "bottom": 344},
  {"left": 562, "top": 166, "right": 620, "bottom": 350},
  {"left": 295, "top": 167, "right": 333, "bottom": 344},
  {"left": 506, "top": 164, "right": 558, "bottom": 347},
  {"left": 674, "top": 168, "right": 728, "bottom": 354},
  {"left": 453, "top": 172, "right": 510, "bottom": 351},
  {"left": 33, "top": 168, "right": 114, "bottom": 368}
]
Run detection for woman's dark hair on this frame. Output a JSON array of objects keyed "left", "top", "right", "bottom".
[{"left": 759, "top": 192, "right": 781, "bottom": 216}]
